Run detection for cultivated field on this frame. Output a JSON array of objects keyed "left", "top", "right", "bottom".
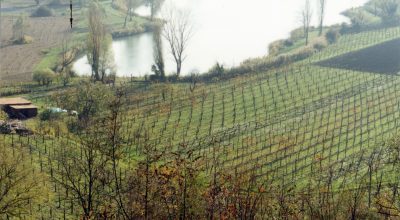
[
  {"left": 7, "top": 27, "right": 400, "bottom": 186},
  {"left": 107, "top": 27, "right": 400, "bottom": 184},
  {"left": 2, "top": 25, "right": 400, "bottom": 220},
  {"left": 317, "top": 38, "right": 400, "bottom": 74},
  {"left": 2, "top": 3, "right": 400, "bottom": 217},
  {"left": 0, "top": 16, "right": 71, "bottom": 83}
]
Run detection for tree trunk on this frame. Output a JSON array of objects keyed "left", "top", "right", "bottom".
[{"left": 177, "top": 61, "right": 182, "bottom": 77}]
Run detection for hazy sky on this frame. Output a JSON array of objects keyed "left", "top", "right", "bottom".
[{"left": 157, "top": 0, "right": 370, "bottom": 72}]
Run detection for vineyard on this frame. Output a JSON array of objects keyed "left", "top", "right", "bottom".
[
  {"left": 116, "top": 26, "right": 400, "bottom": 184},
  {"left": 2, "top": 26, "right": 400, "bottom": 218}
]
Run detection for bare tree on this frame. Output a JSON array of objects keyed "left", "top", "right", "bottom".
[
  {"left": 60, "top": 37, "right": 78, "bottom": 72},
  {"left": 146, "top": 0, "right": 163, "bottom": 21},
  {"left": 12, "top": 15, "right": 28, "bottom": 41},
  {"left": 317, "top": 0, "right": 326, "bottom": 36},
  {"left": 151, "top": 26, "right": 165, "bottom": 80},
  {"left": 0, "top": 144, "right": 47, "bottom": 218},
  {"left": 301, "top": 0, "right": 313, "bottom": 45},
  {"left": 54, "top": 127, "right": 112, "bottom": 219},
  {"left": 123, "top": 0, "right": 141, "bottom": 28},
  {"left": 162, "top": 5, "right": 194, "bottom": 77},
  {"left": 98, "top": 36, "right": 115, "bottom": 82},
  {"left": 59, "top": 37, "right": 78, "bottom": 86},
  {"left": 87, "top": 2, "right": 111, "bottom": 82},
  {"left": 123, "top": 0, "right": 133, "bottom": 28}
]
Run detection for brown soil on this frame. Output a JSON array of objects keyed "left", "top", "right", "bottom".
[
  {"left": 316, "top": 38, "right": 400, "bottom": 75},
  {"left": 0, "top": 15, "right": 71, "bottom": 83}
]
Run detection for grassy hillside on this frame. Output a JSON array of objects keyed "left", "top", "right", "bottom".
[
  {"left": 4, "top": 1, "right": 400, "bottom": 218},
  {"left": 4, "top": 24, "right": 400, "bottom": 218}
]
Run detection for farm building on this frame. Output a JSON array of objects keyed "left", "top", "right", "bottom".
[{"left": 0, "top": 97, "right": 38, "bottom": 119}]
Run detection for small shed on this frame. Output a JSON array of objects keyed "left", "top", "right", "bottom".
[{"left": 0, "top": 97, "right": 38, "bottom": 119}]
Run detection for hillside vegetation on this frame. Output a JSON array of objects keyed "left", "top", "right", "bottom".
[{"left": 3, "top": 0, "right": 400, "bottom": 219}]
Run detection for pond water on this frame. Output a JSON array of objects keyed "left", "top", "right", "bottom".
[{"left": 73, "top": 0, "right": 369, "bottom": 77}]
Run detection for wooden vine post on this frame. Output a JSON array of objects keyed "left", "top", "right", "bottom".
[{"left": 70, "top": 0, "right": 73, "bottom": 28}]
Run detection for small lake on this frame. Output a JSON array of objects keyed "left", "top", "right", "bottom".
[{"left": 73, "top": 0, "right": 369, "bottom": 77}]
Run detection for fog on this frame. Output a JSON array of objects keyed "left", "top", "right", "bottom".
[{"left": 74, "top": 0, "right": 369, "bottom": 76}]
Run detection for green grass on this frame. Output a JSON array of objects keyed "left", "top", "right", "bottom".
[
  {"left": 3, "top": 0, "right": 400, "bottom": 196},
  {"left": 3, "top": 13, "right": 400, "bottom": 218},
  {"left": 102, "top": 26, "right": 400, "bottom": 189},
  {"left": 278, "top": 30, "right": 320, "bottom": 55},
  {"left": 34, "top": 47, "right": 62, "bottom": 71}
]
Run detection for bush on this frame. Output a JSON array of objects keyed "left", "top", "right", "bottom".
[
  {"left": 291, "top": 46, "right": 315, "bottom": 60},
  {"left": 39, "top": 109, "right": 61, "bottom": 121},
  {"left": 283, "top": 39, "right": 294, "bottom": 47},
  {"left": 12, "top": 15, "right": 29, "bottom": 42},
  {"left": 339, "top": 22, "right": 352, "bottom": 35},
  {"left": 268, "top": 39, "right": 294, "bottom": 56},
  {"left": 33, "top": 68, "right": 56, "bottom": 86},
  {"left": 311, "top": 37, "right": 328, "bottom": 51},
  {"left": 325, "top": 29, "right": 341, "bottom": 44},
  {"left": 343, "top": 9, "right": 376, "bottom": 31},
  {"left": 376, "top": 0, "right": 399, "bottom": 25},
  {"left": 111, "top": 0, "right": 126, "bottom": 11},
  {"left": 13, "top": 35, "right": 34, "bottom": 45},
  {"left": 290, "top": 27, "right": 305, "bottom": 41},
  {"left": 31, "top": 6, "right": 54, "bottom": 17},
  {"left": 208, "top": 62, "right": 225, "bottom": 76},
  {"left": 0, "top": 111, "right": 8, "bottom": 121},
  {"left": 241, "top": 46, "right": 315, "bottom": 73},
  {"left": 268, "top": 40, "right": 285, "bottom": 55},
  {"left": 0, "top": 123, "right": 12, "bottom": 134}
]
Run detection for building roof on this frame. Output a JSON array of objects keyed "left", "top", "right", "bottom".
[
  {"left": 0, "top": 97, "right": 32, "bottom": 106},
  {"left": 9, "top": 104, "right": 37, "bottom": 110}
]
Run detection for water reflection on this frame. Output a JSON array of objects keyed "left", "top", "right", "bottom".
[{"left": 73, "top": 0, "right": 369, "bottom": 77}]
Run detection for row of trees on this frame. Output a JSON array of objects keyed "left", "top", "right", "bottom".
[
  {"left": 300, "top": 0, "right": 398, "bottom": 46},
  {"left": 86, "top": 0, "right": 190, "bottom": 82},
  {"left": 87, "top": 2, "right": 115, "bottom": 82},
  {"left": 301, "top": 0, "right": 327, "bottom": 46}
]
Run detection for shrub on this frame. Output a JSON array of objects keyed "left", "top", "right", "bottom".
[
  {"left": 343, "top": 9, "right": 376, "bottom": 31},
  {"left": 111, "top": 0, "right": 126, "bottom": 11},
  {"left": 268, "top": 40, "right": 285, "bottom": 55},
  {"left": 241, "top": 46, "right": 315, "bottom": 73},
  {"left": 290, "top": 27, "right": 305, "bottom": 41},
  {"left": 12, "top": 15, "right": 29, "bottom": 42},
  {"left": 311, "top": 37, "right": 328, "bottom": 51},
  {"left": 31, "top": 6, "right": 54, "bottom": 17},
  {"left": 0, "top": 123, "right": 12, "bottom": 134},
  {"left": 339, "top": 22, "right": 352, "bottom": 34},
  {"left": 376, "top": 0, "right": 399, "bottom": 25},
  {"left": 33, "top": 68, "right": 56, "bottom": 86},
  {"left": 0, "top": 111, "right": 8, "bottom": 121},
  {"left": 325, "top": 29, "right": 341, "bottom": 44},
  {"left": 208, "top": 62, "right": 225, "bottom": 76},
  {"left": 69, "top": 68, "right": 77, "bottom": 78},
  {"left": 39, "top": 109, "right": 61, "bottom": 121},
  {"left": 283, "top": 39, "right": 294, "bottom": 47},
  {"left": 291, "top": 46, "right": 315, "bottom": 60},
  {"left": 13, "top": 35, "right": 34, "bottom": 45}
]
